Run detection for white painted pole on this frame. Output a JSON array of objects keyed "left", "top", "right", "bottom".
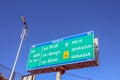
[
  {"left": 56, "top": 71, "right": 62, "bottom": 80},
  {"left": 56, "top": 68, "right": 65, "bottom": 80},
  {"left": 9, "top": 16, "right": 28, "bottom": 80}
]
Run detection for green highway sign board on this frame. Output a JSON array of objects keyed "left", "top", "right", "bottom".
[{"left": 27, "top": 31, "right": 95, "bottom": 71}]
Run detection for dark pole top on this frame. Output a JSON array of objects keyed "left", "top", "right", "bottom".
[
  {"left": 21, "top": 16, "right": 26, "bottom": 25},
  {"left": 21, "top": 16, "right": 28, "bottom": 29}
]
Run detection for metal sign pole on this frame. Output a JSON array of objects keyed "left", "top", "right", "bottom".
[
  {"left": 22, "top": 74, "right": 35, "bottom": 80},
  {"left": 56, "top": 71, "right": 62, "bottom": 80},
  {"left": 56, "top": 67, "right": 66, "bottom": 80},
  {"left": 9, "top": 16, "right": 28, "bottom": 80}
]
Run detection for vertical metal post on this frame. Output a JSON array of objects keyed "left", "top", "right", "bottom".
[
  {"left": 31, "top": 74, "right": 35, "bottom": 80},
  {"left": 56, "top": 71, "right": 62, "bottom": 80},
  {"left": 9, "top": 16, "right": 28, "bottom": 80},
  {"left": 56, "top": 68, "right": 65, "bottom": 80},
  {"left": 22, "top": 74, "right": 35, "bottom": 80}
]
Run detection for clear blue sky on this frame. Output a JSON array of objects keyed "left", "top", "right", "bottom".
[{"left": 0, "top": 0, "right": 120, "bottom": 80}]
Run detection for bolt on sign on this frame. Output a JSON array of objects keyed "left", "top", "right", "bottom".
[{"left": 27, "top": 31, "right": 95, "bottom": 71}]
